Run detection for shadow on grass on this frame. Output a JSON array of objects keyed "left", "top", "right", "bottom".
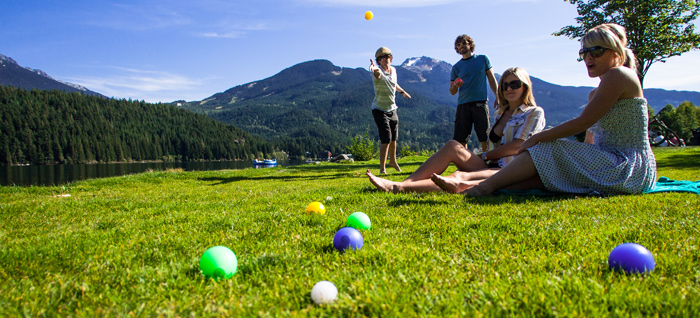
[
  {"left": 464, "top": 193, "right": 582, "bottom": 206},
  {"left": 198, "top": 160, "right": 423, "bottom": 185},
  {"left": 361, "top": 184, "right": 583, "bottom": 206},
  {"left": 654, "top": 150, "right": 700, "bottom": 170},
  {"left": 199, "top": 173, "right": 348, "bottom": 185}
]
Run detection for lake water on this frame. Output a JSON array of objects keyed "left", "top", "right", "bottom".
[{"left": 1, "top": 160, "right": 307, "bottom": 187}]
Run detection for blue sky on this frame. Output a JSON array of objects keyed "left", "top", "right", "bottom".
[{"left": 2, "top": 0, "right": 699, "bottom": 103}]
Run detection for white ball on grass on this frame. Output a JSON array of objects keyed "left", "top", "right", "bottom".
[{"left": 311, "top": 280, "right": 337, "bottom": 304}]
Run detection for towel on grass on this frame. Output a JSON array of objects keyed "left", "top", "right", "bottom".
[
  {"left": 494, "top": 177, "right": 700, "bottom": 196},
  {"left": 644, "top": 177, "right": 700, "bottom": 194}
]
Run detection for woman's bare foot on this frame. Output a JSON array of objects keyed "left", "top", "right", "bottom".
[
  {"left": 367, "top": 169, "right": 400, "bottom": 193},
  {"left": 460, "top": 185, "right": 492, "bottom": 197},
  {"left": 389, "top": 162, "right": 401, "bottom": 172},
  {"left": 430, "top": 173, "right": 477, "bottom": 193}
]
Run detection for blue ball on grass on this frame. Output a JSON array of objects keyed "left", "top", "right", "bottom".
[
  {"left": 608, "top": 243, "right": 655, "bottom": 274},
  {"left": 333, "top": 227, "right": 363, "bottom": 252}
]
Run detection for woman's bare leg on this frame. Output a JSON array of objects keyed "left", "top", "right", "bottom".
[
  {"left": 367, "top": 140, "right": 488, "bottom": 193},
  {"left": 428, "top": 168, "right": 501, "bottom": 193},
  {"left": 404, "top": 140, "right": 486, "bottom": 182},
  {"left": 461, "top": 151, "right": 540, "bottom": 196},
  {"left": 367, "top": 170, "right": 443, "bottom": 193},
  {"left": 367, "top": 167, "right": 499, "bottom": 194},
  {"left": 388, "top": 140, "right": 401, "bottom": 172},
  {"left": 449, "top": 168, "right": 500, "bottom": 181},
  {"left": 378, "top": 143, "right": 389, "bottom": 174}
]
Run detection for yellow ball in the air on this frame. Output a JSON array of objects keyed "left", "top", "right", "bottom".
[
  {"left": 306, "top": 202, "right": 326, "bottom": 215},
  {"left": 364, "top": 11, "right": 373, "bottom": 20}
]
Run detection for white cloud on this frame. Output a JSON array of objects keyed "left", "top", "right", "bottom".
[
  {"left": 202, "top": 32, "right": 244, "bottom": 38},
  {"left": 65, "top": 67, "right": 209, "bottom": 103},
  {"left": 199, "top": 22, "right": 271, "bottom": 39}
]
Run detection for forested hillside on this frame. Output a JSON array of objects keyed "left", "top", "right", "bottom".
[{"left": 0, "top": 86, "right": 279, "bottom": 165}]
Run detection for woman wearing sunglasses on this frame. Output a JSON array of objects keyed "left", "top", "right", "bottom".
[
  {"left": 432, "top": 23, "right": 656, "bottom": 196},
  {"left": 367, "top": 67, "right": 545, "bottom": 193}
]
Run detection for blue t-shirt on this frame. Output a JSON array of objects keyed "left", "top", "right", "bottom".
[{"left": 450, "top": 54, "right": 492, "bottom": 105}]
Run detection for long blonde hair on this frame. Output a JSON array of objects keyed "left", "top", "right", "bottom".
[
  {"left": 582, "top": 23, "right": 638, "bottom": 71},
  {"left": 497, "top": 67, "right": 536, "bottom": 109}
]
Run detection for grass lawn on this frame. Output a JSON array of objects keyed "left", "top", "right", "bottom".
[{"left": 1, "top": 147, "right": 699, "bottom": 317}]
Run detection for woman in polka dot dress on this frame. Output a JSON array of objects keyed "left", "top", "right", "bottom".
[{"left": 432, "top": 23, "right": 656, "bottom": 196}]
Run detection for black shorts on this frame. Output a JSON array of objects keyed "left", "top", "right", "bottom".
[
  {"left": 453, "top": 101, "right": 489, "bottom": 144},
  {"left": 372, "top": 109, "right": 399, "bottom": 144}
]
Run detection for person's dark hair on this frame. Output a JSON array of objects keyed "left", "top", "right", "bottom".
[
  {"left": 375, "top": 47, "right": 393, "bottom": 65},
  {"left": 375, "top": 54, "right": 392, "bottom": 66},
  {"left": 454, "top": 34, "right": 475, "bottom": 54}
]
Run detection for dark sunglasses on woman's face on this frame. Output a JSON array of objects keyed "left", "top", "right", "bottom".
[
  {"left": 578, "top": 46, "right": 609, "bottom": 61},
  {"left": 501, "top": 80, "right": 522, "bottom": 90}
]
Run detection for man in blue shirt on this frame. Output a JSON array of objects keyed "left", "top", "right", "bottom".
[{"left": 449, "top": 34, "right": 499, "bottom": 152}]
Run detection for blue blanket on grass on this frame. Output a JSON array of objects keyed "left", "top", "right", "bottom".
[
  {"left": 644, "top": 177, "right": 700, "bottom": 195},
  {"left": 494, "top": 177, "right": 700, "bottom": 196}
]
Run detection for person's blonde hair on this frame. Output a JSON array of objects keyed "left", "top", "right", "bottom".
[
  {"left": 582, "top": 23, "right": 638, "bottom": 71},
  {"left": 497, "top": 67, "right": 536, "bottom": 108}
]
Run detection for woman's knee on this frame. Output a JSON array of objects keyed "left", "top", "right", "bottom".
[{"left": 443, "top": 140, "right": 464, "bottom": 151}]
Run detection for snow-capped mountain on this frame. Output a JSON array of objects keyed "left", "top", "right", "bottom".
[
  {"left": 0, "top": 54, "right": 103, "bottom": 97},
  {"left": 400, "top": 56, "right": 452, "bottom": 74}
]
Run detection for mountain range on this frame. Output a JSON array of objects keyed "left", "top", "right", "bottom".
[
  {"left": 177, "top": 57, "right": 700, "bottom": 155},
  {"left": 2, "top": 53, "right": 700, "bottom": 157},
  {"left": 0, "top": 54, "right": 102, "bottom": 97}
]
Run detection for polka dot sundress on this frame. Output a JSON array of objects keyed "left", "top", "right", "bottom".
[{"left": 529, "top": 98, "right": 656, "bottom": 195}]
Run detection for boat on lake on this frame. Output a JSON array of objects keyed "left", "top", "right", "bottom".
[{"left": 253, "top": 159, "right": 277, "bottom": 167}]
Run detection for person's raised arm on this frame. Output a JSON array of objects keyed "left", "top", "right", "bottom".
[{"left": 369, "top": 59, "right": 381, "bottom": 79}]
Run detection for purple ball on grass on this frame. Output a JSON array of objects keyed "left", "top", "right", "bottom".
[
  {"left": 608, "top": 243, "right": 655, "bottom": 274},
  {"left": 333, "top": 227, "right": 363, "bottom": 252}
]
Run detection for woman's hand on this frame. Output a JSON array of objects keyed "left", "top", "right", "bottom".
[{"left": 517, "top": 133, "right": 540, "bottom": 154}]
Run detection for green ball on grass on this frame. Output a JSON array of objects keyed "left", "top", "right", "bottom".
[
  {"left": 199, "top": 246, "right": 238, "bottom": 279},
  {"left": 347, "top": 212, "right": 371, "bottom": 230}
]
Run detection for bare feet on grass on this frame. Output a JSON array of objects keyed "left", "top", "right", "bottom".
[
  {"left": 389, "top": 162, "right": 401, "bottom": 172},
  {"left": 430, "top": 173, "right": 491, "bottom": 195},
  {"left": 430, "top": 173, "right": 471, "bottom": 193},
  {"left": 459, "top": 186, "right": 492, "bottom": 196},
  {"left": 430, "top": 174, "right": 493, "bottom": 196},
  {"left": 367, "top": 169, "right": 400, "bottom": 193}
]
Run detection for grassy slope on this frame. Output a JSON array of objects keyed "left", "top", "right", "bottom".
[{"left": 1, "top": 147, "right": 699, "bottom": 317}]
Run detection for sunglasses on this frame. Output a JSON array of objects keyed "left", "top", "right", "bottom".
[
  {"left": 578, "top": 46, "right": 609, "bottom": 61},
  {"left": 501, "top": 80, "right": 523, "bottom": 90}
]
